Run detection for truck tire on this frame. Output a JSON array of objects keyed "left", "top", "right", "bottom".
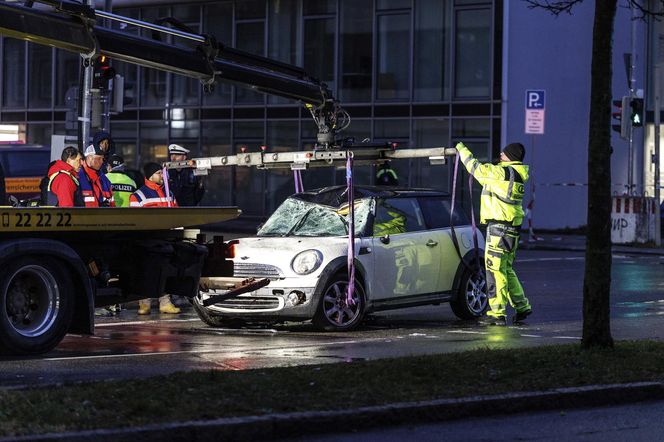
[
  {"left": 0, "top": 257, "right": 74, "bottom": 355},
  {"left": 192, "top": 294, "right": 246, "bottom": 328},
  {"left": 450, "top": 266, "right": 488, "bottom": 319},
  {"left": 312, "top": 273, "right": 365, "bottom": 332}
]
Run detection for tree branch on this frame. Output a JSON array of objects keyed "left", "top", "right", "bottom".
[{"left": 524, "top": 0, "right": 585, "bottom": 16}]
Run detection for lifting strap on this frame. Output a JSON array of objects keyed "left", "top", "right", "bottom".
[{"left": 345, "top": 151, "right": 356, "bottom": 306}]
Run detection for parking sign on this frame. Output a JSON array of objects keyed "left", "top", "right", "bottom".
[{"left": 525, "top": 89, "right": 545, "bottom": 134}]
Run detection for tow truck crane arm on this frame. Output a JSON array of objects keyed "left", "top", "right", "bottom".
[{"left": 0, "top": 0, "right": 344, "bottom": 145}]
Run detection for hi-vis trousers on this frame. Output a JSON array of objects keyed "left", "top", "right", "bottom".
[{"left": 484, "top": 222, "right": 531, "bottom": 318}]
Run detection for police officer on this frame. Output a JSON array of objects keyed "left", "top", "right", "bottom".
[
  {"left": 376, "top": 161, "right": 399, "bottom": 186},
  {"left": 105, "top": 154, "right": 137, "bottom": 208},
  {"left": 455, "top": 142, "right": 532, "bottom": 326},
  {"left": 167, "top": 144, "right": 205, "bottom": 206}
]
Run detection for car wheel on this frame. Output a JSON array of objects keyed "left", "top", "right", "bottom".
[
  {"left": 192, "top": 293, "right": 246, "bottom": 328},
  {"left": 0, "top": 257, "right": 74, "bottom": 355},
  {"left": 450, "top": 266, "right": 488, "bottom": 319},
  {"left": 313, "top": 273, "right": 365, "bottom": 331}
]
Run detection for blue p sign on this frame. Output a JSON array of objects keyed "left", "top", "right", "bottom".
[{"left": 526, "top": 90, "right": 545, "bottom": 109}]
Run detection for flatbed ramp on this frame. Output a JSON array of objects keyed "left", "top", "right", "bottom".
[{"left": 0, "top": 207, "right": 241, "bottom": 232}]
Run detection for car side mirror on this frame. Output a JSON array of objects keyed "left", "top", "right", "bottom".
[{"left": 380, "top": 234, "right": 390, "bottom": 245}]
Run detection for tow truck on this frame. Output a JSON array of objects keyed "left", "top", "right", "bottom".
[{"left": 0, "top": 0, "right": 458, "bottom": 355}]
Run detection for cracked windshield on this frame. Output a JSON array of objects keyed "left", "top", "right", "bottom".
[{"left": 258, "top": 197, "right": 372, "bottom": 237}]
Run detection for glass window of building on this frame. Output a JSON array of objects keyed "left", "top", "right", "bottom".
[
  {"left": 3, "top": 38, "right": 26, "bottom": 108},
  {"left": 139, "top": 7, "right": 169, "bottom": 107},
  {"left": 268, "top": 0, "right": 300, "bottom": 104},
  {"left": 412, "top": 118, "right": 450, "bottom": 191},
  {"left": 304, "top": 0, "right": 336, "bottom": 15},
  {"left": 233, "top": 120, "right": 265, "bottom": 214},
  {"left": 377, "top": 13, "right": 411, "bottom": 100},
  {"left": 235, "top": 21, "right": 266, "bottom": 104},
  {"left": 111, "top": 122, "right": 139, "bottom": 169},
  {"left": 454, "top": 8, "right": 491, "bottom": 98},
  {"left": 139, "top": 122, "right": 168, "bottom": 164},
  {"left": 340, "top": 0, "right": 372, "bottom": 102},
  {"left": 377, "top": 0, "right": 411, "bottom": 10},
  {"left": 201, "top": 121, "right": 232, "bottom": 206},
  {"left": 374, "top": 119, "right": 410, "bottom": 186},
  {"left": 27, "top": 123, "right": 52, "bottom": 147},
  {"left": 304, "top": 18, "right": 336, "bottom": 93},
  {"left": 55, "top": 50, "right": 80, "bottom": 108},
  {"left": 414, "top": 0, "right": 449, "bottom": 101},
  {"left": 236, "top": 0, "right": 266, "bottom": 20},
  {"left": 266, "top": 120, "right": 299, "bottom": 212},
  {"left": 171, "top": 4, "right": 201, "bottom": 107},
  {"left": 202, "top": 2, "right": 233, "bottom": 106},
  {"left": 28, "top": 44, "right": 52, "bottom": 108},
  {"left": 334, "top": 119, "right": 372, "bottom": 184}
]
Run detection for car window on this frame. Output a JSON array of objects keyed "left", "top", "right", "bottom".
[
  {"left": 373, "top": 198, "right": 425, "bottom": 236},
  {"left": 258, "top": 197, "right": 372, "bottom": 237},
  {"left": 418, "top": 197, "right": 469, "bottom": 229}
]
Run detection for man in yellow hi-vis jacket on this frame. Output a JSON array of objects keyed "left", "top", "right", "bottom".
[{"left": 455, "top": 142, "right": 532, "bottom": 326}]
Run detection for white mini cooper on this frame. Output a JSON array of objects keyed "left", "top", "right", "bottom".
[{"left": 193, "top": 185, "right": 487, "bottom": 331}]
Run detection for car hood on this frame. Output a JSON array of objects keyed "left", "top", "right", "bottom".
[{"left": 232, "top": 236, "right": 353, "bottom": 278}]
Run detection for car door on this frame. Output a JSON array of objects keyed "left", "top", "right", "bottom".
[
  {"left": 418, "top": 196, "right": 470, "bottom": 292},
  {"left": 371, "top": 197, "right": 441, "bottom": 301}
]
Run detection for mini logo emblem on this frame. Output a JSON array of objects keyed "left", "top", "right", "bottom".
[{"left": 240, "top": 256, "right": 249, "bottom": 260}]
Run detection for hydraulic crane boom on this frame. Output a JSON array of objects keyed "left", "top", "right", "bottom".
[{"left": 0, "top": 0, "right": 345, "bottom": 145}]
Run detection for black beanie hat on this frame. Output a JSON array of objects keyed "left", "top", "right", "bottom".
[
  {"left": 503, "top": 143, "right": 525, "bottom": 162},
  {"left": 143, "top": 162, "right": 162, "bottom": 180}
]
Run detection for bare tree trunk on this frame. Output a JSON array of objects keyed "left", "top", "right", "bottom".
[{"left": 582, "top": 0, "right": 616, "bottom": 348}]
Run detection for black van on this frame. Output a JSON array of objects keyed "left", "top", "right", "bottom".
[{"left": 0, "top": 146, "right": 51, "bottom": 204}]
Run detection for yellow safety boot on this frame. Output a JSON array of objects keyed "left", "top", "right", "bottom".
[
  {"left": 159, "top": 295, "right": 181, "bottom": 314},
  {"left": 137, "top": 299, "right": 151, "bottom": 315}
]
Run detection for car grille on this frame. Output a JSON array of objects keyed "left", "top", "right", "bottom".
[
  {"left": 233, "top": 262, "right": 283, "bottom": 279},
  {"left": 215, "top": 296, "right": 282, "bottom": 311}
]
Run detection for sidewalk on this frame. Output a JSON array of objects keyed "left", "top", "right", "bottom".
[
  {"left": 521, "top": 232, "right": 664, "bottom": 256},
  {"left": 6, "top": 382, "right": 664, "bottom": 441}
]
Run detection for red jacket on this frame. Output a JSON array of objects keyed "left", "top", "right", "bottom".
[
  {"left": 78, "top": 162, "right": 116, "bottom": 207},
  {"left": 47, "top": 160, "right": 82, "bottom": 207},
  {"left": 129, "top": 179, "right": 178, "bottom": 207}
]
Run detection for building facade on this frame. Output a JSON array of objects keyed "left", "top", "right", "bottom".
[{"left": 0, "top": 0, "right": 650, "bottom": 229}]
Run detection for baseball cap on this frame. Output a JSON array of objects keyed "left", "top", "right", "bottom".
[{"left": 84, "top": 143, "right": 105, "bottom": 157}]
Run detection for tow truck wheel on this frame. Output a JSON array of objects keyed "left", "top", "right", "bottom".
[
  {"left": 313, "top": 273, "right": 365, "bottom": 332},
  {"left": 450, "top": 266, "right": 488, "bottom": 319},
  {"left": 192, "top": 293, "right": 246, "bottom": 328},
  {"left": 0, "top": 257, "right": 74, "bottom": 355}
]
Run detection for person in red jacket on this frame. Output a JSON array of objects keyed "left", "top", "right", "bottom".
[
  {"left": 78, "top": 144, "right": 115, "bottom": 207},
  {"left": 46, "top": 146, "right": 84, "bottom": 207},
  {"left": 130, "top": 162, "right": 180, "bottom": 315},
  {"left": 129, "top": 162, "right": 178, "bottom": 208}
]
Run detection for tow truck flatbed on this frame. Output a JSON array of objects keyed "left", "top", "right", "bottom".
[{"left": 0, "top": 207, "right": 241, "bottom": 233}]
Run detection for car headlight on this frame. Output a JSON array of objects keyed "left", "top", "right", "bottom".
[{"left": 291, "top": 249, "right": 323, "bottom": 275}]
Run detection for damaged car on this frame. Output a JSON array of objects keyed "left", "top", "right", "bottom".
[{"left": 193, "top": 185, "right": 487, "bottom": 331}]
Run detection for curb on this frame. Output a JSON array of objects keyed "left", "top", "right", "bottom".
[
  {"left": 522, "top": 243, "right": 664, "bottom": 256},
  {"left": 5, "top": 382, "right": 664, "bottom": 442}
]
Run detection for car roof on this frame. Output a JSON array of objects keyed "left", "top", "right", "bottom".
[{"left": 294, "top": 185, "right": 449, "bottom": 207}]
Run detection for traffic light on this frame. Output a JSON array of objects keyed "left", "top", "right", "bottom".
[
  {"left": 92, "top": 55, "right": 115, "bottom": 90},
  {"left": 612, "top": 96, "right": 630, "bottom": 139},
  {"left": 630, "top": 97, "right": 644, "bottom": 127}
]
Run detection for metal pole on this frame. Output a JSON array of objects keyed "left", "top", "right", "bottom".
[
  {"left": 80, "top": 0, "right": 95, "bottom": 150},
  {"left": 655, "top": 64, "right": 661, "bottom": 246},
  {"left": 628, "top": 3, "right": 637, "bottom": 194}
]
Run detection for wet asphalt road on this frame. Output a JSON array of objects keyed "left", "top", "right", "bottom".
[{"left": 1, "top": 249, "right": 664, "bottom": 388}]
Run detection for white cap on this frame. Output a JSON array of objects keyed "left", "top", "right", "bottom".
[
  {"left": 84, "top": 144, "right": 104, "bottom": 157},
  {"left": 168, "top": 144, "right": 190, "bottom": 155}
]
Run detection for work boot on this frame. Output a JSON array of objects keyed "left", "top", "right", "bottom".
[
  {"left": 138, "top": 299, "right": 151, "bottom": 315},
  {"left": 159, "top": 295, "right": 181, "bottom": 314},
  {"left": 478, "top": 315, "right": 507, "bottom": 326},
  {"left": 513, "top": 309, "right": 532, "bottom": 325}
]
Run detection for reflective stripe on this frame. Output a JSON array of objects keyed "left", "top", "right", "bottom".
[
  {"left": 129, "top": 201, "right": 141, "bottom": 207},
  {"left": 84, "top": 196, "right": 96, "bottom": 202},
  {"left": 482, "top": 188, "right": 520, "bottom": 205},
  {"left": 506, "top": 166, "right": 515, "bottom": 198},
  {"left": 469, "top": 162, "right": 479, "bottom": 177}
]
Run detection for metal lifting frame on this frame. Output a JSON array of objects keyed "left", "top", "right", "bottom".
[
  {"left": 0, "top": 0, "right": 344, "bottom": 146},
  {"left": 164, "top": 144, "right": 458, "bottom": 174}
]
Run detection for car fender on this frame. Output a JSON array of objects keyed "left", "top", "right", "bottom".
[
  {"left": 314, "top": 256, "right": 368, "bottom": 302},
  {"left": 0, "top": 238, "right": 94, "bottom": 335},
  {"left": 451, "top": 249, "right": 485, "bottom": 301}
]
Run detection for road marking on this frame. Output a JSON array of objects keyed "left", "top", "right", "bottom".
[
  {"left": 551, "top": 336, "right": 580, "bottom": 340},
  {"left": 95, "top": 318, "right": 201, "bottom": 327}
]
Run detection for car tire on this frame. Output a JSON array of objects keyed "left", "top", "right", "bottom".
[
  {"left": 0, "top": 257, "right": 74, "bottom": 355},
  {"left": 192, "top": 294, "right": 246, "bottom": 328},
  {"left": 450, "top": 266, "right": 488, "bottom": 319},
  {"left": 313, "top": 273, "right": 366, "bottom": 331}
]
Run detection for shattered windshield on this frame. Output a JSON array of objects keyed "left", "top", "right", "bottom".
[{"left": 258, "top": 197, "right": 372, "bottom": 237}]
